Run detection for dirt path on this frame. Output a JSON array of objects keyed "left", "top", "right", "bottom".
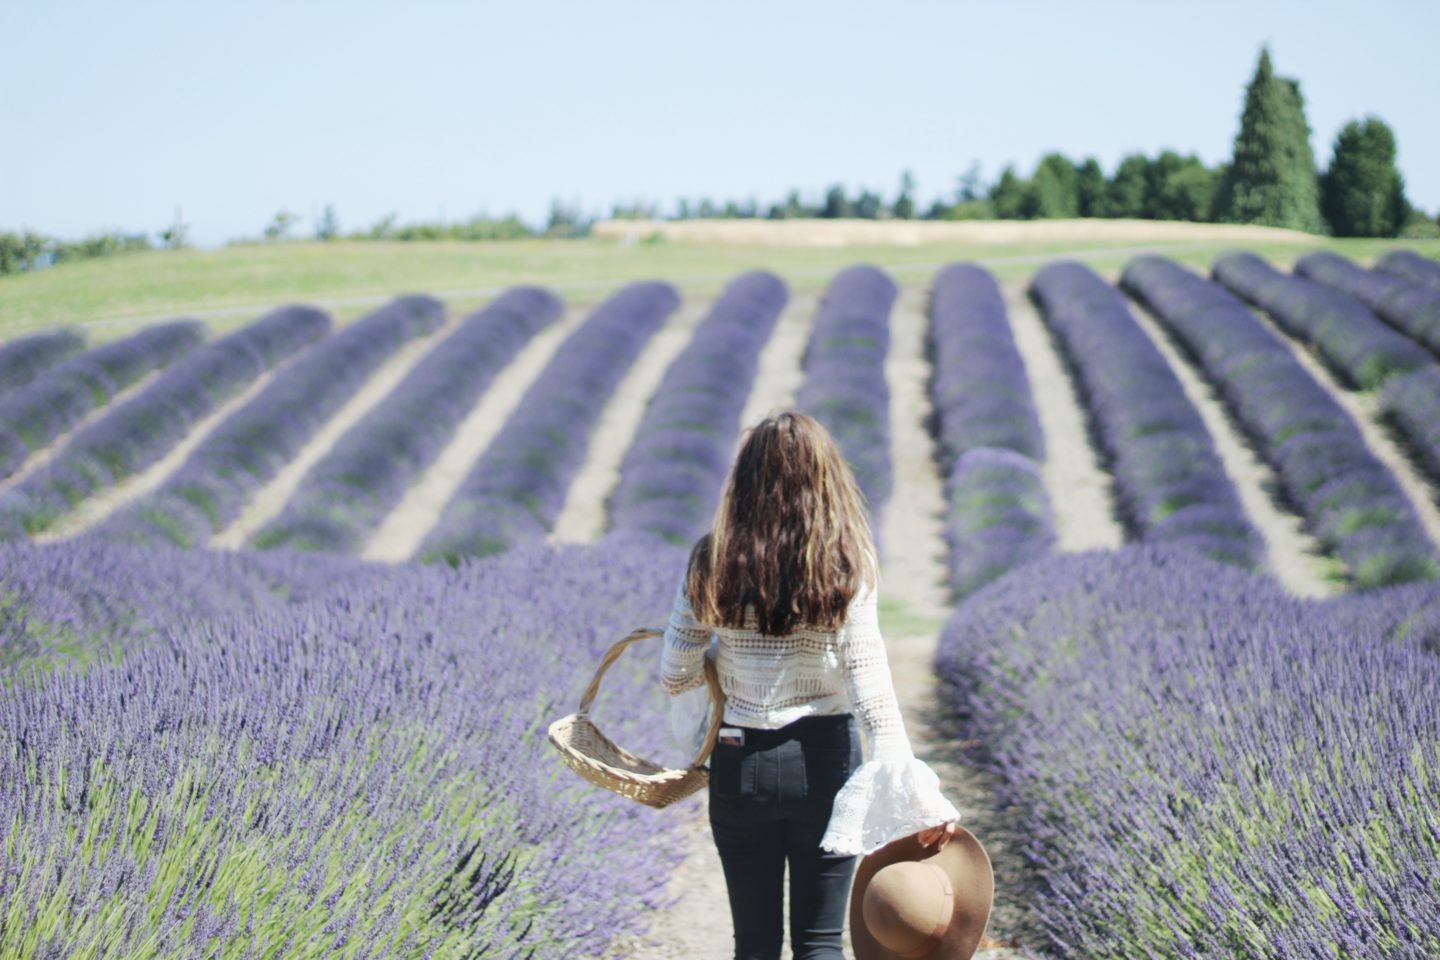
[
  {"left": 0, "top": 369, "right": 164, "bottom": 493},
  {"left": 1246, "top": 310, "right": 1440, "bottom": 548},
  {"left": 550, "top": 300, "right": 710, "bottom": 544},
  {"left": 1122, "top": 295, "right": 1336, "bottom": 597},
  {"left": 38, "top": 362, "right": 292, "bottom": 541},
  {"left": 1000, "top": 281, "right": 1125, "bottom": 551},
  {"left": 211, "top": 321, "right": 453, "bottom": 549},
  {"left": 362, "top": 306, "right": 590, "bottom": 562},
  {"left": 737, "top": 293, "right": 818, "bottom": 431}
]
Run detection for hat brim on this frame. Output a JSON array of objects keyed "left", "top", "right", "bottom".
[{"left": 849, "top": 827, "right": 994, "bottom": 960}]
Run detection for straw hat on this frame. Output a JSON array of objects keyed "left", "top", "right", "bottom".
[{"left": 849, "top": 827, "right": 994, "bottom": 960}]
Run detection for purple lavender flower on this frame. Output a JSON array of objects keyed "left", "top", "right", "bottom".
[
  {"left": 0, "top": 328, "right": 85, "bottom": 399},
  {"left": 93, "top": 296, "right": 446, "bottom": 549},
  {"left": 1295, "top": 250, "right": 1440, "bottom": 357}
]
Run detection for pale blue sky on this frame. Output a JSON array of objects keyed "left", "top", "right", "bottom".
[{"left": 3, "top": 0, "right": 1436, "bottom": 246}]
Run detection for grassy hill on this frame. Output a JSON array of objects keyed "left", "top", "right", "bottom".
[{"left": 2, "top": 222, "right": 1436, "bottom": 340}]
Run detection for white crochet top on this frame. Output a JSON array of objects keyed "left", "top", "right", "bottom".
[{"left": 660, "top": 578, "right": 960, "bottom": 856}]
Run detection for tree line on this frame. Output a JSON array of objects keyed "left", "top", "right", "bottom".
[
  {"left": 2, "top": 47, "right": 1433, "bottom": 277},
  {"left": 659, "top": 48, "right": 1431, "bottom": 240}
]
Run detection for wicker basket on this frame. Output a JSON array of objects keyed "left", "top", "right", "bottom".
[{"left": 548, "top": 627, "right": 724, "bottom": 808}]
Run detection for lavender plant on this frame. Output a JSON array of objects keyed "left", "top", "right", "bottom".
[
  {"left": 0, "top": 321, "right": 203, "bottom": 481},
  {"left": 934, "top": 545, "right": 1440, "bottom": 959},
  {"left": 795, "top": 265, "right": 897, "bottom": 523},
  {"left": 1294, "top": 250, "right": 1440, "bottom": 358},
  {"left": 926, "top": 263, "right": 1052, "bottom": 596},
  {"left": 0, "top": 306, "right": 328, "bottom": 541},
  {"left": 1381, "top": 366, "right": 1440, "bottom": 486},
  {"left": 607, "top": 271, "right": 786, "bottom": 545},
  {"left": 0, "top": 537, "right": 689, "bottom": 957},
  {"left": 1376, "top": 249, "right": 1440, "bottom": 290},
  {"left": 418, "top": 282, "right": 680, "bottom": 565},
  {"left": 0, "top": 328, "right": 85, "bottom": 398},
  {"left": 943, "top": 447, "right": 1055, "bottom": 598},
  {"left": 1213, "top": 251, "right": 1430, "bottom": 389},
  {"left": 1124, "top": 255, "right": 1439, "bottom": 587},
  {"left": 252, "top": 287, "right": 564, "bottom": 554},
  {"left": 927, "top": 263, "right": 1044, "bottom": 467},
  {"left": 92, "top": 296, "right": 446, "bottom": 549},
  {"left": 1030, "top": 261, "right": 1262, "bottom": 569}
]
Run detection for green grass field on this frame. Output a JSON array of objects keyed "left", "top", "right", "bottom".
[{"left": 2, "top": 231, "right": 1437, "bottom": 341}]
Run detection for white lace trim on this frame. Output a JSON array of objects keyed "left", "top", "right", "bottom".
[{"left": 818, "top": 755, "right": 962, "bottom": 857}]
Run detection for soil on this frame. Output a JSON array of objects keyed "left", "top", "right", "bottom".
[{"left": 999, "top": 282, "right": 1126, "bottom": 552}]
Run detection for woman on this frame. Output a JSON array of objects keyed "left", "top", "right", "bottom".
[{"left": 661, "top": 411, "right": 961, "bottom": 960}]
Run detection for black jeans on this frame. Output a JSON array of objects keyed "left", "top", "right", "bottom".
[{"left": 707, "top": 713, "right": 863, "bottom": 960}]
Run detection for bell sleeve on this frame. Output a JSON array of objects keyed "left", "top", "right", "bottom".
[
  {"left": 818, "top": 582, "right": 961, "bottom": 857},
  {"left": 660, "top": 581, "right": 720, "bottom": 761}
]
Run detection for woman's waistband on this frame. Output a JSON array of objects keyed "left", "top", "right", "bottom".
[{"left": 724, "top": 712, "right": 855, "bottom": 746}]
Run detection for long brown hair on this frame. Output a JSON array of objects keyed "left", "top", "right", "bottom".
[{"left": 686, "top": 411, "right": 878, "bottom": 635}]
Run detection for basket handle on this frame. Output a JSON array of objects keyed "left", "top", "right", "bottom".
[{"left": 578, "top": 627, "right": 725, "bottom": 770}]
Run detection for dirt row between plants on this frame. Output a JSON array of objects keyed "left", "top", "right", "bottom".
[{"left": 1000, "top": 282, "right": 1126, "bottom": 552}]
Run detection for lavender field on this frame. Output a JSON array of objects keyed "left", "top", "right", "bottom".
[{"left": 3, "top": 250, "right": 1440, "bottom": 958}]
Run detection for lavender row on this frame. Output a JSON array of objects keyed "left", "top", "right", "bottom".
[
  {"left": 1381, "top": 367, "right": 1440, "bottom": 487},
  {"left": 1123, "top": 255, "right": 1438, "bottom": 586},
  {"left": 926, "top": 264, "right": 1053, "bottom": 596},
  {"left": 1377, "top": 249, "right": 1440, "bottom": 290},
  {"left": 1294, "top": 250, "right": 1440, "bottom": 358},
  {"left": 607, "top": 271, "right": 787, "bottom": 545},
  {"left": 0, "top": 306, "right": 328, "bottom": 541},
  {"left": 934, "top": 546, "right": 1440, "bottom": 957},
  {"left": 1213, "top": 251, "right": 1430, "bottom": 389},
  {"left": 927, "top": 264, "right": 1044, "bottom": 466},
  {"left": 418, "top": 282, "right": 680, "bottom": 565},
  {"left": 0, "top": 536, "right": 690, "bottom": 957},
  {"left": 795, "top": 265, "right": 897, "bottom": 521},
  {"left": 0, "top": 322, "right": 203, "bottom": 481},
  {"left": 253, "top": 288, "right": 563, "bottom": 554},
  {"left": 1030, "top": 261, "right": 1262, "bottom": 569},
  {"left": 0, "top": 328, "right": 85, "bottom": 398},
  {"left": 943, "top": 447, "right": 1055, "bottom": 598},
  {"left": 92, "top": 296, "right": 445, "bottom": 549}
]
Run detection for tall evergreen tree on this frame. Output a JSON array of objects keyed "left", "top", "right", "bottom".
[
  {"left": 893, "top": 170, "right": 917, "bottom": 219},
  {"left": 1218, "top": 46, "right": 1323, "bottom": 231},
  {"left": 1320, "top": 117, "right": 1408, "bottom": 237}
]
